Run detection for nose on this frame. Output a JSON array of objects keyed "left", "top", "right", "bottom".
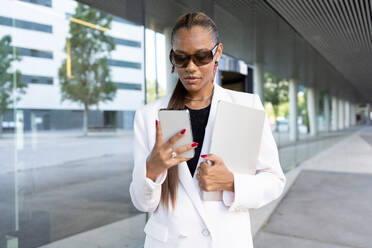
[{"left": 185, "top": 57, "right": 198, "bottom": 72}]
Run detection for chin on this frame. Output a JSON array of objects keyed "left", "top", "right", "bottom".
[{"left": 182, "top": 82, "right": 201, "bottom": 92}]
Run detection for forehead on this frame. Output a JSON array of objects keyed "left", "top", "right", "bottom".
[{"left": 173, "top": 26, "right": 215, "bottom": 53}]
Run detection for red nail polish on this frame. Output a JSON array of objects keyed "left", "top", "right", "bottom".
[
  {"left": 191, "top": 142, "right": 198, "bottom": 147},
  {"left": 180, "top": 128, "right": 186, "bottom": 134},
  {"left": 201, "top": 155, "right": 207, "bottom": 158},
  {"left": 156, "top": 120, "right": 158, "bottom": 126}
]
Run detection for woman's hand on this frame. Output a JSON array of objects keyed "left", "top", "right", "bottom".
[
  {"left": 196, "top": 154, "right": 234, "bottom": 192},
  {"left": 146, "top": 120, "right": 198, "bottom": 182}
]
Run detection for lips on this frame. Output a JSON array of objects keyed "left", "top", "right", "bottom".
[
  {"left": 185, "top": 76, "right": 201, "bottom": 80},
  {"left": 185, "top": 77, "right": 201, "bottom": 83}
]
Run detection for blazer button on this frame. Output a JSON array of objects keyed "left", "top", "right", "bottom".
[{"left": 201, "top": 228, "right": 210, "bottom": 237}]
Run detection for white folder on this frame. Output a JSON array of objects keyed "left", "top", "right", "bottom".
[{"left": 202, "top": 100, "right": 266, "bottom": 201}]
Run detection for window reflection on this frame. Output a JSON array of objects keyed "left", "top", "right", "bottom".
[{"left": 1, "top": 0, "right": 146, "bottom": 247}]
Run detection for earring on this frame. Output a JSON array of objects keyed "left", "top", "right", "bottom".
[
  {"left": 171, "top": 65, "right": 175, "bottom": 73},
  {"left": 213, "top": 61, "right": 218, "bottom": 74}
]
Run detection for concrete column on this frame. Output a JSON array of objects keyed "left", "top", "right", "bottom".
[
  {"left": 254, "top": 62, "right": 264, "bottom": 102},
  {"left": 289, "top": 79, "right": 298, "bottom": 141},
  {"left": 332, "top": 96, "right": 338, "bottom": 131},
  {"left": 344, "top": 101, "right": 350, "bottom": 128},
  {"left": 307, "top": 88, "right": 317, "bottom": 136},
  {"left": 350, "top": 103, "right": 354, "bottom": 126},
  {"left": 350, "top": 103, "right": 353, "bottom": 126},
  {"left": 338, "top": 99, "right": 345, "bottom": 130},
  {"left": 349, "top": 101, "right": 352, "bottom": 127},
  {"left": 323, "top": 94, "right": 330, "bottom": 132},
  {"left": 164, "top": 27, "right": 178, "bottom": 95}
]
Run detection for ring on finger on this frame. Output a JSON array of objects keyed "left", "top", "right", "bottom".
[{"left": 171, "top": 151, "right": 177, "bottom": 158}]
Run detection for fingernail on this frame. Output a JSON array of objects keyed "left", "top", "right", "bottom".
[
  {"left": 180, "top": 128, "right": 186, "bottom": 134},
  {"left": 191, "top": 142, "right": 198, "bottom": 147},
  {"left": 201, "top": 154, "right": 207, "bottom": 158},
  {"left": 156, "top": 120, "right": 158, "bottom": 126}
]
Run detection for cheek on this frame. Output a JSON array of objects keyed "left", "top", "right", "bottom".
[
  {"left": 200, "top": 64, "right": 214, "bottom": 78},
  {"left": 176, "top": 68, "right": 184, "bottom": 75}
]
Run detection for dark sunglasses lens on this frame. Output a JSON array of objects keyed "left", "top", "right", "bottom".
[
  {"left": 171, "top": 52, "right": 189, "bottom": 67},
  {"left": 170, "top": 50, "right": 214, "bottom": 67},
  {"left": 194, "top": 51, "right": 213, "bottom": 66}
]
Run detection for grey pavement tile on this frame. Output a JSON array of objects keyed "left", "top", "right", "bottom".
[
  {"left": 39, "top": 214, "right": 146, "bottom": 248},
  {"left": 1, "top": 154, "right": 142, "bottom": 246},
  {"left": 261, "top": 170, "right": 372, "bottom": 248},
  {"left": 254, "top": 231, "right": 353, "bottom": 248},
  {"left": 360, "top": 134, "right": 372, "bottom": 146}
]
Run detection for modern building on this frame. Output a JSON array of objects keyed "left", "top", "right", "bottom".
[{"left": 0, "top": 0, "right": 144, "bottom": 131}]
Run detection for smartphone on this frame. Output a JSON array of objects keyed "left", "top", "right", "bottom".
[{"left": 158, "top": 109, "right": 195, "bottom": 159}]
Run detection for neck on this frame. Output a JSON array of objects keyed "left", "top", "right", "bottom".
[{"left": 184, "top": 83, "right": 214, "bottom": 110}]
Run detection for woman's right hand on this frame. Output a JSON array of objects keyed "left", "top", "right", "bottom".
[{"left": 146, "top": 120, "right": 198, "bottom": 182}]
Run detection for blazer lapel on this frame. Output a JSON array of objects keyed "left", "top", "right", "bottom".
[{"left": 177, "top": 83, "right": 232, "bottom": 229}]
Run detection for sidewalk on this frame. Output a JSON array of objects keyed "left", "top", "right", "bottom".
[
  {"left": 253, "top": 126, "right": 372, "bottom": 248},
  {"left": 6, "top": 126, "right": 365, "bottom": 248},
  {"left": 0, "top": 129, "right": 134, "bottom": 174},
  {"left": 32, "top": 126, "right": 365, "bottom": 248}
]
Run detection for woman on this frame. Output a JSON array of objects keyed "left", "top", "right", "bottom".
[{"left": 129, "top": 12, "right": 286, "bottom": 248}]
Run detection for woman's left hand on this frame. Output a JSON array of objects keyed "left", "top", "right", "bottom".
[{"left": 196, "top": 154, "right": 234, "bottom": 192}]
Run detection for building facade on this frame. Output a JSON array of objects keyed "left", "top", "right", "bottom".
[{"left": 0, "top": 0, "right": 145, "bottom": 131}]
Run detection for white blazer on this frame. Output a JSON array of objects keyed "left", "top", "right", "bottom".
[{"left": 129, "top": 82, "right": 286, "bottom": 248}]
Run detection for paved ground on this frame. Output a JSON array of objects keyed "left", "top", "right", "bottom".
[
  {"left": 0, "top": 154, "right": 142, "bottom": 247},
  {"left": 0, "top": 126, "right": 364, "bottom": 247},
  {"left": 0, "top": 130, "right": 134, "bottom": 174},
  {"left": 254, "top": 126, "right": 372, "bottom": 248},
  {"left": 0, "top": 127, "right": 357, "bottom": 174}
]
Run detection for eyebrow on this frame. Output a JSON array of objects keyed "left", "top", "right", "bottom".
[{"left": 174, "top": 48, "right": 210, "bottom": 53}]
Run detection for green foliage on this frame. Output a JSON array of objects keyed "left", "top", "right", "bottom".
[
  {"left": 298, "top": 89, "right": 309, "bottom": 132},
  {"left": 58, "top": 3, "right": 117, "bottom": 109},
  {"left": 0, "top": 35, "right": 26, "bottom": 115},
  {"left": 278, "top": 101, "right": 289, "bottom": 118},
  {"left": 146, "top": 79, "right": 166, "bottom": 103},
  {"left": 263, "top": 73, "right": 289, "bottom": 121}
]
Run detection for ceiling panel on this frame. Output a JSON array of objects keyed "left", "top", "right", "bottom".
[{"left": 267, "top": 0, "right": 372, "bottom": 102}]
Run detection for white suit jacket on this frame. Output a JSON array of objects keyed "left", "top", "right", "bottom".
[{"left": 129, "top": 82, "right": 286, "bottom": 248}]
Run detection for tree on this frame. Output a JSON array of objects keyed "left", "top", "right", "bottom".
[
  {"left": 263, "top": 72, "right": 289, "bottom": 123},
  {"left": 58, "top": 3, "right": 117, "bottom": 136},
  {"left": 0, "top": 35, "right": 27, "bottom": 137},
  {"left": 146, "top": 79, "right": 166, "bottom": 103}
]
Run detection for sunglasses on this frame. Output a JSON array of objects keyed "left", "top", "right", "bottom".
[{"left": 169, "top": 43, "right": 219, "bottom": 68}]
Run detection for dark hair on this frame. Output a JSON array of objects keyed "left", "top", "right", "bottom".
[{"left": 161, "top": 12, "right": 219, "bottom": 210}]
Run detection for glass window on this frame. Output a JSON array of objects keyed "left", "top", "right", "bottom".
[
  {"left": 0, "top": 16, "right": 52, "bottom": 33},
  {"left": 107, "top": 59, "right": 142, "bottom": 69},
  {"left": 21, "top": 74, "right": 54, "bottom": 85},
  {"left": 115, "top": 82, "right": 142, "bottom": 90},
  {"left": 16, "top": 47, "right": 53, "bottom": 59},
  {"left": 113, "top": 37, "right": 141, "bottom": 48},
  {"left": 1, "top": 1, "right": 146, "bottom": 247},
  {"left": 19, "top": 0, "right": 52, "bottom": 7}
]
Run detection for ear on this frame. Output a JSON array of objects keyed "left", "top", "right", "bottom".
[{"left": 216, "top": 43, "right": 223, "bottom": 61}]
